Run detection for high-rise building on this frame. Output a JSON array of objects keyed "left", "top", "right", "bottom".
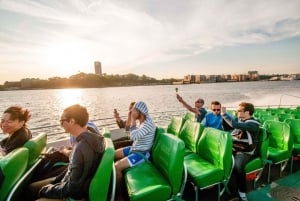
[{"left": 94, "top": 61, "right": 102, "bottom": 76}]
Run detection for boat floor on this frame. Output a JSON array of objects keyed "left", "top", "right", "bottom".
[{"left": 179, "top": 160, "right": 300, "bottom": 201}]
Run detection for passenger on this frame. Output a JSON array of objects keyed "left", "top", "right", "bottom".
[
  {"left": 114, "top": 101, "right": 156, "bottom": 201},
  {"left": 201, "top": 101, "right": 223, "bottom": 130},
  {"left": 0, "top": 105, "right": 32, "bottom": 156},
  {"left": 176, "top": 94, "right": 207, "bottom": 122},
  {"left": 221, "top": 102, "right": 260, "bottom": 201},
  {"left": 29, "top": 104, "right": 105, "bottom": 200},
  {"left": 114, "top": 101, "right": 135, "bottom": 131}
]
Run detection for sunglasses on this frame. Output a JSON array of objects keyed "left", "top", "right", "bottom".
[{"left": 212, "top": 109, "right": 221, "bottom": 111}]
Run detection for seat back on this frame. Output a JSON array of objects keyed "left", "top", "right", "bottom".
[
  {"left": 152, "top": 133, "right": 185, "bottom": 195},
  {"left": 89, "top": 137, "right": 115, "bottom": 201},
  {"left": 258, "top": 127, "right": 269, "bottom": 160},
  {"left": 196, "top": 127, "right": 233, "bottom": 179},
  {"left": 183, "top": 112, "right": 195, "bottom": 122},
  {"left": 0, "top": 148, "right": 29, "bottom": 201},
  {"left": 178, "top": 120, "right": 204, "bottom": 153},
  {"left": 167, "top": 116, "right": 184, "bottom": 136},
  {"left": 278, "top": 113, "right": 295, "bottom": 122},
  {"left": 23, "top": 133, "right": 47, "bottom": 168},
  {"left": 263, "top": 120, "right": 292, "bottom": 154},
  {"left": 285, "top": 118, "right": 300, "bottom": 144}
]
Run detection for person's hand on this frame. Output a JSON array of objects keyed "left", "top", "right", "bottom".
[
  {"left": 221, "top": 106, "right": 226, "bottom": 115},
  {"left": 176, "top": 94, "right": 183, "bottom": 102},
  {"left": 114, "top": 109, "right": 120, "bottom": 119}
]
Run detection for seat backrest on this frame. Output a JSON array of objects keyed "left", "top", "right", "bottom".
[
  {"left": 263, "top": 120, "right": 292, "bottom": 153},
  {"left": 196, "top": 127, "right": 233, "bottom": 179},
  {"left": 178, "top": 120, "right": 204, "bottom": 153},
  {"left": 285, "top": 118, "right": 300, "bottom": 144},
  {"left": 89, "top": 137, "right": 115, "bottom": 201},
  {"left": 167, "top": 116, "right": 184, "bottom": 136},
  {"left": 0, "top": 147, "right": 29, "bottom": 201},
  {"left": 23, "top": 133, "right": 47, "bottom": 168},
  {"left": 257, "top": 127, "right": 269, "bottom": 160},
  {"left": 152, "top": 133, "right": 185, "bottom": 195},
  {"left": 183, "top": 112, "right": 195, "bottom": 122},
  {"left": 278, "top": 113, "right": 295, "bottom": 122},
  {"left": 259, "top": 114, "right": 278, "bottom": 124}
]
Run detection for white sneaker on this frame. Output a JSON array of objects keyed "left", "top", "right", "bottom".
[{"left": 238, "top": 191, "right": 248, "bottom": 201}]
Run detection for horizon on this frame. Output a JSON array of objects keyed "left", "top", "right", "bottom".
[{"left": 1, "top": 0, "right": 300, "bottom": 84}]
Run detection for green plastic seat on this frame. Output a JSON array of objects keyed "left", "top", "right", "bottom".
[
  {"left": 177, "top": 119, "right": 204, "bottom": 155},
  {"left": 245, "top": 127, "right": 269, "bottom": 189},
  {"left": 166, "top": 116, "right": 184, "bottom": 136},
  {"left": 184, "top": 127, "right": 233, "bottom": 201},
  {"left": 183, "top": 112, "right": 195, "bottom": 122},
  {"left": 0, "top": 148, "right": 29, "bottom": 201},
  {"left": 23, "top": 133, "right": 47, "bottom": 168},
  {"left": 263, "top": 120, "right": 293, "bottom": 183},
  {"left": 284, "top": 118, "right": 300, "bottom": 173},
  {"left": 277, "top": 113, "right": 295, "bottom": 122},
  {"left": 89, "top": 137, "right": 115, "bottom": 201},
  {"left": 259, "top": 114, "right": 278, "bottom": 124},
  {"left": 125, "top": 133, "right": 185, "bottom": 201}
]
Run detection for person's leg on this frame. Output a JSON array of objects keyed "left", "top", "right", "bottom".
[
  {"left": 28, "top": 177, "right": 56, "bottom": 199},
  {"left": 115, "top": 157, "right": 130, "bottom": 201}
]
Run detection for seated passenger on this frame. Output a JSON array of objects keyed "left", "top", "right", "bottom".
[
  {"left": 201, "top": 101, "right": 224, "bottom": 130},
  {"left": 114, "top": 101, "right": 156, "bottom": 201},
  {"left": 0, "top": 105, "right": 32, "bottom": 156},
  {"left": 221, "top": 102, "right": 260, "bottom": 201},
  {"left": 114, "top": 101, "right": 135, "bottom": 131},
  {"left": 29, "top": 104, "right": 105, "bottom": 200},
  {"left": 176, "top": 94, "right": 207, "bottom": 122}
]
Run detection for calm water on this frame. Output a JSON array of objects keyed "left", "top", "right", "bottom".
[{"left": 1, "top": 80, "right": 300, "bottom": 141}]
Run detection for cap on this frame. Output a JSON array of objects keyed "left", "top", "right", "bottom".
[
  {"left": 196, "top": 98, "right": 204, "bottom": 104},
  {"left": 133, "top": 101, "right": 148, "bottom": 115}
]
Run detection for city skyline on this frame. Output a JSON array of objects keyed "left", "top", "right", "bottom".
[{"left": 0, "top": 0, "right": 300, "bottom": 85}]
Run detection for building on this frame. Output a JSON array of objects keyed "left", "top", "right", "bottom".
[{"left": 94, "top": 61, "right": 102, "bottom": 76}]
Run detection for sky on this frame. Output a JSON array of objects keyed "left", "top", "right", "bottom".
[{"left": 0, "top": 0, "right": 300, "bottom": 84}]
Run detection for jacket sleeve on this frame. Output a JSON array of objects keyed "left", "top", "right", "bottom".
[{"left": 222, "top": 113, "right": 259, "bottom": 132}]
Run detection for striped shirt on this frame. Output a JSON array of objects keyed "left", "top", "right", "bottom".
[{"left": 130, "top": 116, "right": 156, "bottom": 152}]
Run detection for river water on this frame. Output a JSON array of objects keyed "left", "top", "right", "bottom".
[{"left": 1, "top": 80, "right": 300, "bottom": 141}]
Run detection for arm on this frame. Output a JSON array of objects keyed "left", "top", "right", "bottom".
[
  {"left": 176, "top": 94, "right": 199, "bottom": 115},
  {"left": 114, "top": 109, "right": 126, "bottom": 128}
]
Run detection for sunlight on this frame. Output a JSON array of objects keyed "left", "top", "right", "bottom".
[
  {"left": 58, "top": 89, "right": 84, "bottom": 108},
  {"left": 44, "top": 42, "right": 89, "bottom": 76}
]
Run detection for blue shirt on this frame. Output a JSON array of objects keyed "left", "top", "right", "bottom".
[{"left": 201, "top": 112, "right": 223, "bottom": 130}]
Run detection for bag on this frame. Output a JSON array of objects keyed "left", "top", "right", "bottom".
[{"left": 31, "top": 150, "right": 69, "bottom": 182}]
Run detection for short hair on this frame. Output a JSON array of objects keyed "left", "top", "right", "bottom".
[
  {"left": 211, "top": 101, "right": 221, "bottom": 106},
  {"left": 239, "top": 102, "right": 255, "bottom": 115},
  {"left": 63, "top": 104, "right": 89, "bottom": 127}
]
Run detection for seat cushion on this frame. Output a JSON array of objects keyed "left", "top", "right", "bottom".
[
  {"left": 185, "top": 153, "right": 223, "bottom": 188},
  {"left": 294, "top": 143, "right": 300, "bottom": 155},
  {"left": 268, "top": 147, "right": 290, "bottom": 163},
  {"left": 245, "top": 158, "right": 263, "bottom": 173},
  {"left": 125, "top": 162, "right": 171, "bottom": 201}
]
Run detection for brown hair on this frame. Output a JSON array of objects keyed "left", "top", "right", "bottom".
[
  {"left": 63, "top": 104, "right": 89, "bottom": 127},
  {"left": 4, "top": 105, "right": 31, "bottom": 124},
  {"left": 239, "top": 102, "right": 255, "bottom": 115}
]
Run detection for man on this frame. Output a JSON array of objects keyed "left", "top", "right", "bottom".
[
  {"left": 114, "top": 101, "right": 156, "bottom": 201},
  {"left": 176, "top": 94, "right": 207, "bottom": 122},
  {"left": 30, "top": 104, "right": 105, "bottom": 200},
  {"left": 221, "top": 102, "right": 260, "bottom": 201},
  {"left": 201, "top": 101, "right": 224, "bottom": 130},
  {"left": 114, "top": 101, "right": 135, "bottom": 131}
]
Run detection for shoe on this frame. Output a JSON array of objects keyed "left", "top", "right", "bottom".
[{"left": 238, "top": 191, "right": 248, "bottom": 201}]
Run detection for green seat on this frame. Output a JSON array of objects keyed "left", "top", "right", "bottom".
[
  {"left": 125, "top": 133, "right": 185, "bottom": 201},
  {"left": 23, "top": 133, "right": 47, "bottom": 168},
  {"left": 278, "top": 113, "right": 295, "bottom": 122},
  {"left": 178, "top": 119, "right": 204, "bottom": 155},
  {"left": 184, "top": 127, "right": 233, "bottom": 201},
  {"left": 0, "top": 148, "right": 29, "bottom": 201},
  {"left": 284, "top": 118, "right": 300, "bottom": 173},
  {"left": 259, "top": 114, "right": 278, "bottom": 124},
  {"left": 166, "top": 116, "right": 184, "bottom": 136},
  {"left": 89, "top": 137, "right": 115, "bottom": 201},
  {"left": 183, "top": 112, "right": 195, "bottom": 122},
  {"left": 263, "top": 120, "right": 293, "bottom": 183},
  {"left": 245, "top": 127, "right": 269, "bottom": 189}
]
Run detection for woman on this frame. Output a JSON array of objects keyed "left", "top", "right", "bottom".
[{"left": 0, "top": 105, "right": 32, "bottom": 156}]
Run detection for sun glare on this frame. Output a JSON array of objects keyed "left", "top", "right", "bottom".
[
  {"left": 58, "top": 89, "right": 84, "bottom": 108},
  {"left": 44, "top": 43, "right": 89, "bottom": 76}
]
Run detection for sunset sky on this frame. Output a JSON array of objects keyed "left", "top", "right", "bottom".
[{"left": 0, "top": 0, "right": 300, "bottom": 84}]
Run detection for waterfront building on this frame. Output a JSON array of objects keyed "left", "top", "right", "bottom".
[{"left": 94, "top": 61, "right": 102, "bottom": 76}]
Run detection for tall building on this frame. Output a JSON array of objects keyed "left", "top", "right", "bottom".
[{"left": 94, "top": 61, "right": 102, "bottom": 76}]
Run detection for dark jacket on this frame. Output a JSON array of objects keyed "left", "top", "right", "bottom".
[
  {"left": 0, "top": 127, "right": 32, "bottom": 155},
  {"left": 39, "top": 131, "right": 105, "bottom": 199},
  {"left": 222, "top": 114, "right": 260, "bottom": 155}
]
